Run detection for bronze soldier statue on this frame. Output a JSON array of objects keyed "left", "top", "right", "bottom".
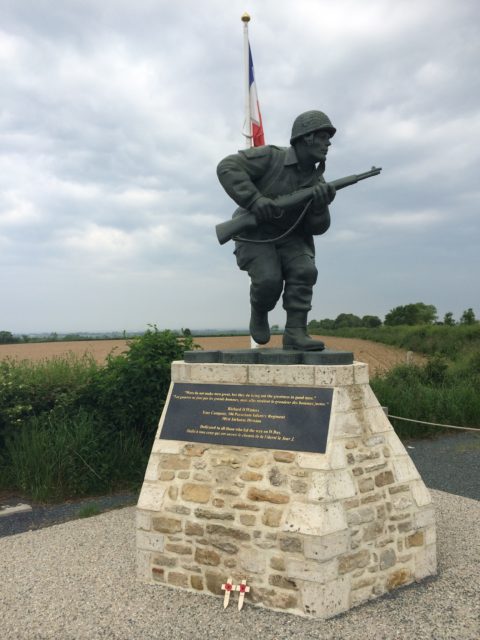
[{"left": 216, "top": 110, "right": 338, "bottom": 351}]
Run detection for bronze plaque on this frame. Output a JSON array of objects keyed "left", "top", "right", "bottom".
[{"left": 159, "top": 382, "right": 333, "bottom": 453}]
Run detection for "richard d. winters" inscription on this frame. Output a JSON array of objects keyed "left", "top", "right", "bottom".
[{"left": 159, "top": 383, "right": 333, "bottom": 453}]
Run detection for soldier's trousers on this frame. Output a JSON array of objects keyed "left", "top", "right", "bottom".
[{"left": 234, "top": 236, "right": 318, "bottom": 312}]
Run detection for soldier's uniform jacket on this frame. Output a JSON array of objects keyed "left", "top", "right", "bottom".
[{"left": 216, "top": 145, "right": 331, "bottom": 246}]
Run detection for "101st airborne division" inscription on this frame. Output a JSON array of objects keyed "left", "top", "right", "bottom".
[{"left": 159, "top": 383, "right": 333, "bottom": 453}]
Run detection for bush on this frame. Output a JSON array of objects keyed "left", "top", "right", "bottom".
[
  {"left": 81, "top": 327, "right": 195, "bottom": 442},
  {"left": 371, "top": 357, "right": 480, "bottom": 439},
  {"left": 0, "top": 326, "right": 196, "bottom": 501},
  {"left": 0, "top": 354, "right": 99, "bottom": 445}
]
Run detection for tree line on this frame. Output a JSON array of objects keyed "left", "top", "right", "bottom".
[{"left": 308, "top": 303, "right": 477, "bottom": 331}]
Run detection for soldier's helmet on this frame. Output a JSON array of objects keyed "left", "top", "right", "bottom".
[{"left": 290, "top": 110, "right": 336, "bottom": 144}]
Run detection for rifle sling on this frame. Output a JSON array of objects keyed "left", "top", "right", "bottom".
[{"left": 233, "top": 199, "right": 313, "bottom": 245}]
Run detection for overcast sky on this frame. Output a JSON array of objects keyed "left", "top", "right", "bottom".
[{"left": 1, "top": 0, "right": 479, "bottom": 333}]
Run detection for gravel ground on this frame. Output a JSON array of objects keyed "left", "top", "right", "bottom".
[{"left": 0, "top": 489, "right": 479, "bottom": 640}]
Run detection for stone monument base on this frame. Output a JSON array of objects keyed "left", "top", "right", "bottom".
[{"left": 136, "top": 359, "right": 436, "bottom": 618}]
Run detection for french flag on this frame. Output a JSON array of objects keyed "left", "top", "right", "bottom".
[{"left": 248, "top": 43, "right": 265, "bottom": 147}]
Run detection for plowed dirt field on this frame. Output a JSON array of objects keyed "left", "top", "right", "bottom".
[{"left": 0, "top": 335, "right": 424, "bottom": 375}]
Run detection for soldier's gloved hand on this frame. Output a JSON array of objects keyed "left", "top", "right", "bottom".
[
  {"left": 251, "top": 196, "right": 279, "bottom": 223},
  {"left": 312, "top": 182, "right": 336, "bottom": 208}
]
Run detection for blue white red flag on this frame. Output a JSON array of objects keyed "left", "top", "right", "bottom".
[{"left": 248, "top": 43, "right": 265, "bottom": 146}]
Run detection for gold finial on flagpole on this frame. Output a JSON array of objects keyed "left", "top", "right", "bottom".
[{"left": 241, "top": 12, "right": 251, "bottom": 22}]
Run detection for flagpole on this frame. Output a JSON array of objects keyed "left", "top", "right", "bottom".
[
  {"left": 241, "top": 12, "right": 252, "bottom": 148},
  {"left": 242, "top": 13, "right": 260, "bottom": 349}
]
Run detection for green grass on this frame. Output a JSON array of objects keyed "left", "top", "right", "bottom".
[{"left": 77, "top": 504, "right": 102, "bottom": 518}]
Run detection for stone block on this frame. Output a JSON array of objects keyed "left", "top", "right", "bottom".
[
  {"left": 136, "top": 531, "right": 165, "bottom": 553},
  {"left": 298, "top": 443, "right": 346, "bottom": 470},
  {"left": 391, "top": 495, "right": 413, "bottom": 510},
  {"left": 270, "top": 556, "right": 286, "bottom": 571},
  {"left": 287, "top": 557, "right": 337, "bottom": 584},
  {"left": 375, "top": 471, "right": 395, "bottom": 487},
  {"left": 300, "top": 576, "right": 350, "bottom": 618},
  {"left": 269, "top": 574, "right": 297, "bottom": 589},
  {"left": 194, "top": 508, "right": 234, "bottom": 521},
  {"left": 188, "top": 363, "right": 249, "bottom": 384},
  {"left": 273, "top": 451, "right": 296, "bottom": 463},
  {"left": 358, "top": 478, "right": 375, "bottom": 493},
  {"left": 247, "top": 453, "right": 267, "bottom": 467},
  {"left": 380, "top": 548, "right": 396, "bottom": 570},
  {"left": 152, "top": 516, "right": 182, "bottom": 534},
  {"left": 168, "top": 572, "right": 189, "bottom": 588},
  {"left": 392, "top": 457, "right": 421, "bottom": 483},
  {"left": 384, "top": 431, "right": 408, "bottom": 456},
  {"left": 152, "top": 554, "right": 177, "bottom": 567},
  {"left": 205, "top": 571, "right": 224, "bottom": 595},
  {"left": 166, "top": 543, "right": 192, "bottom": 555},
  {"left": 425, "top": 525, "right": 436, "bottom": 545},
  {"left": 334, "top": 384, "right": 379, "bottom": 413},
  {"left": 331, "top": 411, "right": 363, "bottom": 438},
  {"left": 304, "top": 529, "right": 350, "bottom": 562},
  {"left": 152, "top": 566, "right": 165, "bottom": 582},
  {"left": 137, "top": 484, "right": 167, "bottom": 511},
  {"left": 136, "top": 549, "right": 151, "bottom": 580},
  {"left": 248, "top": 364, "right": 315, "bottom": 386},
  {"left": 240, "top": 471, "right": 263, "bottom": 481},
  {"left": 159, "top": 471, "right": 175, "bottom": 481},
  {"left": 170, "top": 361, "right": 188, "bottom": 381},
  {"left": 239, "top": 548, "right": 266, "bottom": 574},
  {"left": 314, "top": 365, "right": 354, "bottom": 387},
  {"left": 206, "top": 524, "right": 251, "bottom": 541},
  {"left": 338, "top": 549, "right": 370, "bottom": 574},
  {"left": 386, "top": 568, "right": 413, "bottom": 591},
  {"left": 247, "top": 488, "right": 290, "bottom": 504},
  {"left": 414, "top": 544, "right": 437, "bottom": 580},
  {"left": 191, "top": 575, "right": 204, "bottom": 590},
  {"left": 410, "top": 480, "right": 432, "bottom": 507},
  {"left": 194, "top": 547, "right": 221, "bottom": 566},
  {"left": 144, "top": 455, "right": 161, "bottom": 482},
  {"left": 262, "top": 507, "right": 283, "bottom": 527},
  {"left": 181, "top": 483, "right": 211, "bottom": 503},
  {"left": 406, "top": 531, "right": 424, "bottom": 548},
  {"left": 136, "top": 510, "right": 151, "bottom": 531},
  {"left": 413, "top": 506, "right": 435, "bottom": 529},
  {"left": 160, "top": 454, "right": 191, "bottom": 470},
  {"left": 353, "top": 362, "right": 369, "bottom": 385},
  {"left": 279, "top": 536, "right": 303, "bottom": 553},
  {"left": 184, "top": 444, "right": 210, "bottom": 457},
  {"left": 284, "top": 503, "right": 347, "bottom": 536},
  {"left": 151, "top": 437, "right": 183, "bottom": 455},
  {"left": 346, "top": 506, "right": 375, "bottom": 525},
  {"left": 365, "top": 406, "right": 392, "bottom": 434},
  {"left": 308, "top": 470, "right": 356, "bottom": 502}
]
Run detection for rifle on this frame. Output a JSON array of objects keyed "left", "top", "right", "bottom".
[{"left": 215, "top": 166, "right": 382, "bottom": 245}]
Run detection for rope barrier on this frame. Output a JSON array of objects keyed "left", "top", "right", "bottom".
[{"left": 387, "top": 414, "right": 480, "bottom": 433}]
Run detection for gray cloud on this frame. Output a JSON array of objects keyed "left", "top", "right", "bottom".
[{"left": 0, "top": 0, "right": 479, "bottom": 331}]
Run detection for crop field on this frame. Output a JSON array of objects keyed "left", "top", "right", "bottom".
[{"left": 0, "top": 335, "right": 424, "bottom": 374}]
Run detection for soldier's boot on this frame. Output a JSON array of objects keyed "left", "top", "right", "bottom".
[
  {"left": 283, "top": 311, "right": 325, "bottom": 351},
  {"left": 249, "top": 306, "right": 270, "bottom": 345}
]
